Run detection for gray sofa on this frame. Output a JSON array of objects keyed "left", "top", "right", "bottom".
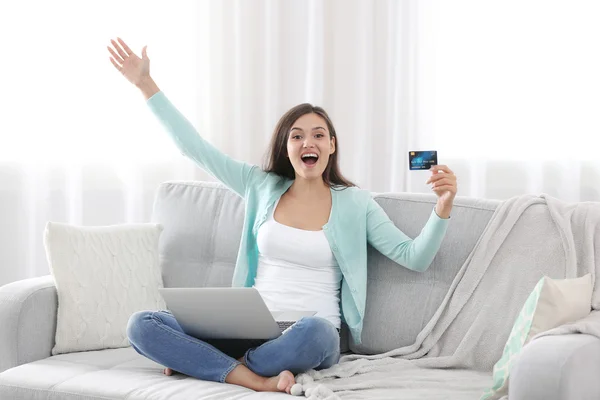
[{"left": 0, "top": 180, "right": 598, "bottom": 399}]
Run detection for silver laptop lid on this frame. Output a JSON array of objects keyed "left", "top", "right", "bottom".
[{"left": 158, "top": 287, "right": 316, "bottom": 340}]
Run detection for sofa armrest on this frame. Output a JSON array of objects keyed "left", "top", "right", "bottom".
[
  {"left": 0, "top": 275, "right": 57, "bottom": 373},
  {"left": 509, "top": 333, "right": 600, "bottom": 400}
]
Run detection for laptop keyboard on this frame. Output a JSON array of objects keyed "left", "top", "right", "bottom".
[{"left": 277, "top": 320, "right": 296, "bottom": 332}]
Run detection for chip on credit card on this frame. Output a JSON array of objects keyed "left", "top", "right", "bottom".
[{"left": 409, "top": 150, "right": 438, "bottom": 170}]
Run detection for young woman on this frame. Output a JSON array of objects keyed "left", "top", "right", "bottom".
[{"left": 107, "top": 37, "right": 457, "bottom": 394}]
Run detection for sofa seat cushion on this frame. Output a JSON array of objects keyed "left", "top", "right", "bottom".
[{"left": 0, "top": 347, "right": 289, "bottom": 399}]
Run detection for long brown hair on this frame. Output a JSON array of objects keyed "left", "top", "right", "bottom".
[{"left": 262, "top": 103, "right": 357, "bottom": 190}]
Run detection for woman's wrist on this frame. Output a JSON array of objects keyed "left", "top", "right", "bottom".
[
  {"left": 136, "top": 76, "right": 160, "bottom": 100},
  {"left": 435, "top": 202, "right": 452, "bottom": 219}
]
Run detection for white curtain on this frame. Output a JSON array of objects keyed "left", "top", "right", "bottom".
[{"left": 1, "top": 0, "right": 599, "bottom": 287}]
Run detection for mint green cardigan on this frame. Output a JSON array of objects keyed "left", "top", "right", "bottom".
[{"left": 147, "top": 91, "right": 451, "bottom": 345}]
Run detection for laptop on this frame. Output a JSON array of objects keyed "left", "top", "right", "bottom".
[{"left": 158, "top": 287, "right": 317, "bottom": 340}]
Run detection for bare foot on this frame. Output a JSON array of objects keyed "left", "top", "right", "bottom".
[
  {"left": 165, "top": 359, "right": 294, "bottom": 394},
  {"left": 262, "top": 370, "right": 295, "bottom": 394}
]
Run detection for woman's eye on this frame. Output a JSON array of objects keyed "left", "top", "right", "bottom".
[{"left": 291, "top": 133, "right": 324, "bottom": 139}]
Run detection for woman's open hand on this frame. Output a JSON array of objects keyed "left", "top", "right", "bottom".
[{"left": 108, "top": 37, "right": 150, "bottom": 87}]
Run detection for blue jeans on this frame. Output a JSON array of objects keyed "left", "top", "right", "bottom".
[{"left": 126, "top": 310, "right": 341, "bottom": 383}]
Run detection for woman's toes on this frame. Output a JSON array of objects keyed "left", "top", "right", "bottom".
[
  {"left": 164, "top": 367, "right": 173, "bottom": 376},
  {"left": 277, "top": 371, "right": 295, "bottom": 393}
]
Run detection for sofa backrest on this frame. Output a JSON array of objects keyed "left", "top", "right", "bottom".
[{"left": 150, "top": 180, "right": 501, "bottom": 354}]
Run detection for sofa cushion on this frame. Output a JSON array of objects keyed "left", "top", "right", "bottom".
[
  {"left": 352, "top": 193, "right": 500, "bottom": 354},
  {"left": 0, "top": 347, "right": 290, "bottom": 399},
  {"left": 150, "top": 181, "right": 245, "bottom": 289},
  {"left": 43, "top": 222, "right": 167, "bottom": 355}
]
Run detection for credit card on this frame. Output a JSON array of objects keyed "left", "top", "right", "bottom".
[{"left": 409, "top": 150, "right": 438, "bottom": 170}]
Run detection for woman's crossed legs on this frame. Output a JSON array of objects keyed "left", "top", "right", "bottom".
[{"left": 126, "top": 310, "right": 340, "bottom": 394}]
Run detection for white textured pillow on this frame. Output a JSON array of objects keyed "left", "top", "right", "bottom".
[{"left": 43, "top": 222, "right": 167, "bottom": 355}]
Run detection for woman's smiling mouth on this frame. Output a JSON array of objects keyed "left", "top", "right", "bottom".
[{"left": 301, "top": 153, "right": 319, "bottom": 167}]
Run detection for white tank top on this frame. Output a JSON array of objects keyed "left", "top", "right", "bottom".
[{"left": 253, "top": 196, "right": 343, "bottom": 329}]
